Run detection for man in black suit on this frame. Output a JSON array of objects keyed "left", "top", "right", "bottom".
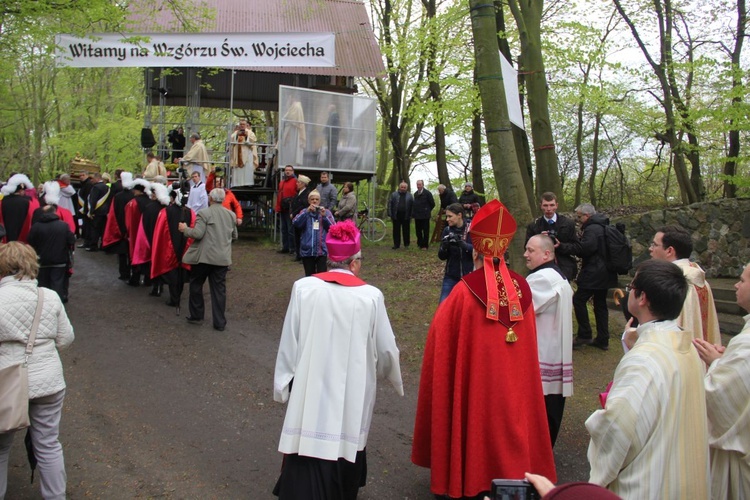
[{"left": 525, "top": 192, "right": 578, "bottom": 281}]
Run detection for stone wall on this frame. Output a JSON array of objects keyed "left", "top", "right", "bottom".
[{"left": 609, "top": 198, "right": 750, "bottom": 278}]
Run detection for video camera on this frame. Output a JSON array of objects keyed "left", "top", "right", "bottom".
[{"left": 442, "top": 232, "right": 461, "bottom": 246}]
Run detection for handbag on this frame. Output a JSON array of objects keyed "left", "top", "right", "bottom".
[{"left": 0, "top": 289, "right": 44, "bottom": 433}]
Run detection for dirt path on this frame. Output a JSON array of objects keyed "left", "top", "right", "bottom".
[{"left": 5, "top": 235, "right": 639, "bottom": 499}]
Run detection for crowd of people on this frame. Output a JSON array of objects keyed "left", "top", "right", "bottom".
[{"left": 0, "top": 164, "right": 748, "bottom": 500}]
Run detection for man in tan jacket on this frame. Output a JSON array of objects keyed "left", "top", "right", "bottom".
[{"left": 178, "top": 188, "right": 237, "bottom": 331}]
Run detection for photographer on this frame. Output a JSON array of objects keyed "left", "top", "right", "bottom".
[
  {"left": 437, "top": 203, "right": 473, "bottom": 303},
  {"left": 292, "top": 190, "right": 335, "bottom": 276},
  {"left": 168, "top": 127, "right": 186, "bottom": 163}
]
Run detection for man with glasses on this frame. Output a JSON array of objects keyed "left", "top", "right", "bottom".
[
  {"left": 273, "top": 220, "right": 403, "bottom": 499},
  {"left": 566, "top": 203, "right": 617, "bottom": 350},
  {"left": 587, "top": 259, "right": 709, "bottom": 499},
  {"left": 649, "top": 225, "right": 721, "bottom": 345}
]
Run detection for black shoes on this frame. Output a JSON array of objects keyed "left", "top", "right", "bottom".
[
  {"left": 391, "top": 246, "right": 399, "bottom": 250},
  {"left": 186, "top": 316, "right": 203, "bottom": 325},
  {"left": 573, "top": 338, "right": 593, "bottom": 349},
  {"left": 573, "top": 338, "right": 609, "bottom": 351},
  {"left": 276, "top": 249, "right": 289, "bottom": 254},
  {"left": 591, "top": 341, "right": 610, "bottom": 351},
  {"left": 214, "top": 325, "right": 225, "bottom": 332}
]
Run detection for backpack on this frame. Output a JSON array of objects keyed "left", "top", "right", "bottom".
[{"left": 603, "top": 221, "right": 633, "bottom": 275}]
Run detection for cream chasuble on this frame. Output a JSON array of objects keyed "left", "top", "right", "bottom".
[{"left": 586, "top": 320, "right": 709, "bottom": 499}]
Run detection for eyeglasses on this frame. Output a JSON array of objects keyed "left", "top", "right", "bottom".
[
  {"left": 648, "top": 242, "right": 661, "bottom": 248},
  {"left": 625, "top": 282, "right": 637, "bottom": 294}
]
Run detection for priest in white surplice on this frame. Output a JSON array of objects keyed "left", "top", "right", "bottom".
[
  {"left": 524, "top": 234, "right": 573, "bottom": 447},
  {"left": 694, "top": 262, "right": 750, "bottom": 500},
  {"left": 178, "top": 133, "right": 211, "bottom": 183},
  {"left": 649, "top": 225, "right": 721, "bottom": 345},
  {"left": 587, "top": 259, "right": 709, "bottom": 499},
  {"left": 273, "top": 220, "right": 403, "bottom": 500}
]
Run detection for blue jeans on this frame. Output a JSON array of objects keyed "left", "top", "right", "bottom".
[{"left": 439, "top": 276, "right": 459, "bottom": 303}]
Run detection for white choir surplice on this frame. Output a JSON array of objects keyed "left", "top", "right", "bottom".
[
  {"left": 274, "top": 270, "right": 404, "bottom": 463},
  {"left": 704, "top": 314, "right": 750, "bottom": 499},
  {"left": 526, "top": 267, "right": 573, "bottom": 397},
  {"left": 674, "top": 258, "right": 722, "bottom": 345},
  {"left": 586, "top": 320, "right": 709, "bottom": 499}
]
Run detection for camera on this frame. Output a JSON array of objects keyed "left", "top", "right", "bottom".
[
  {"left": 442, "top": 232, "right": 461, "bottom": 245},
  {"left": 546, "top": 229, "right": 558, "bottom": 244},
  {"left": 312, "top": 206, "right": 322, "bottom": 213},
  {"left": 491, "top": 479, "right": 539, "bottom": 500}
]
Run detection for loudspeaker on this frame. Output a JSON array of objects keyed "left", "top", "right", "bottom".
[{"left": 141, "top": 128, "right": 156, "bottom": 149}]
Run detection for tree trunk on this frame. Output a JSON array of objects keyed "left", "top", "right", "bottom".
[
  {"left": 723, "top": 0, "right": 746, "bottom": 198},
  {"left": 469, "top": 0, "right": 533, "bottom": 269},
  {"left": 613, "top": 0, "right": 699, "bottom": 203},
  {"left": 494, "top": 0, "right": 536, "bottom": 211},
  {"left": 507, "top": 0, "right": 564, "bottom": 207}
]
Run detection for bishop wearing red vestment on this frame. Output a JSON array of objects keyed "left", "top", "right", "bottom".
[{"left": 412, "top": 199, "right": 556, "bottom": 499}]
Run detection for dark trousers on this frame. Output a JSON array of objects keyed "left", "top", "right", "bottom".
[
  {"left": 118, "top": 253, "right": 130, "bottom": 280},
  {"left": 573, "top": 287, "right": 609, "bottom": 345},
  {"left": 415, "top": 218, "right": 430, "bottom": 249},
  {"left": 188, "top": 263, "right": 228, "bottom": 329},
  {"left": 302, "top": 256, "right": 327, "bottom": 277},
  {"left": 38, "top": 267, "right": 67, "bottom": 302},
  {"left": 280, "top": 212, "right": 295, "bottom": 252},
  {"left": 392, "top": 217, "right": 410, "bottom": 248},
  {"left": 294, "top": 227, "right": 302, "bottom": 258},
  {"left": 85, "top": 215, "right": 106, "bottom": 249},
  {"left": 163, "top": 267, "right": 188, "bottom": 305},
  {"left": 544, "top": 394, "right": 566, "bottom": 447}
]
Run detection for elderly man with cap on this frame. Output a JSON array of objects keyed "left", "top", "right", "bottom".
[
  {"left": 412, "top": 200, "right": 556, "bottom": 499},
  {"left": 457, "top": 181, "right": 483, "bottom": 218},
  {"left": 290, "top": 174, "right": 312, "bottom": 262},
  {"left": 273, "top": 219, "right": 403, "bottom": 500}
]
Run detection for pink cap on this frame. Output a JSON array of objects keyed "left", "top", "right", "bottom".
[{"left": 326, "top": 220, "right": 361, "bottom": 262}]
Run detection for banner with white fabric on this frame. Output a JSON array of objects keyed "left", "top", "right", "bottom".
[
  {"left": 55, "top": 32, "right": 336, "bottom": 68},
  {"left": 499, "top": 53, "right": 524, "bottom": 129}
]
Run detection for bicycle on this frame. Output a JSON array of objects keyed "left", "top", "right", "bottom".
[{"left": 357, "top": 203, "right": 386, "bottom": 242}]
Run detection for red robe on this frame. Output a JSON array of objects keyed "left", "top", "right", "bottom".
[
  {"left": 411, "top": 267, "right": 556, "bottom": 498},
  {"left": 0, "top": 194, "right": 37, "bottom": 243},
  {"left": 56, "top": 206, "right": 76, "bottom": 234},
  {"left": 124, "top": 195, "right": 149, "bottom": 260},
  {"left": 150, "top": 206, "right": 195, "bottom": 278}
]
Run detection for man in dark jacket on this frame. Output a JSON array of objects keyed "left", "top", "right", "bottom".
[
  {"left": 525, "top": 192, "right": 578, "bottom": 281},
  {"left": 28, "top": 204, "right": 76, "bottom": 302},
  {"left": 437, "top": 184, "right": 458, "bottom": 210},
  {"left": 85, "top": 172, "right": 111, "bottom": 251},
  {"left": 457, "top": 182, "right": 483, "bottom": 218},
  {"left": 291, "top": 175, "right": 312, "bottom": 261},
  {"left": 388, "top": 182, "right": 413, "bottom": 250},
  {"left": 412, "top": 180, "right": 435, "bottom": 250},
  {"left": 562, "top": 203, "right": 617, "bottom": 350}
]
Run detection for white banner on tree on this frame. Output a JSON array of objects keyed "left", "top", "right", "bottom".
[
  {"left": 499, "top": 53, "right": 524, "bottom": 129},
  {"left": 55, "top": 33, "right": 336, "bottom": 68}
]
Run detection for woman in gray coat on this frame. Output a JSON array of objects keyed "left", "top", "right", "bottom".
[{"left": 0, "top": 242, "right": 74, "bottom": 499}]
